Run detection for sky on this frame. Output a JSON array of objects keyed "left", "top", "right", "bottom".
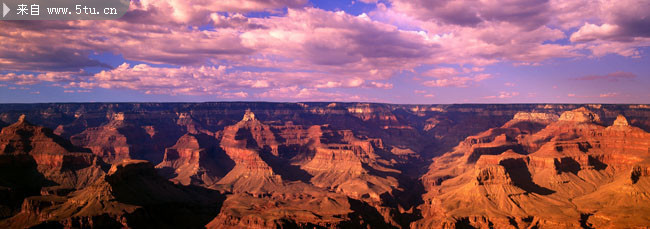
[{"left": 0, "top": 0, "right": 649, "bottom": 104}]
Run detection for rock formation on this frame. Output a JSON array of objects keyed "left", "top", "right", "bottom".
[
  {"left": 415, "top": 108, "right": 650, "bottom": 228},
  {"left": 0, "top": 103, "right": 649, "bottom": 228}
]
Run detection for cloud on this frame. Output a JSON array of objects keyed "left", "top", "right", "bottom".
[
  {"left": 124, "top": 0, "right": 307, "bottom": 25},
  {"left": 566, "top": 0, "right": 650, "bottom": 56},
  {"left": 421, "top": 67, "right": 492, "bottom": 87},
  {"left": 388, "top": 0, "right": 550, "bottom": 28},
  {"left": 255, "top": 86, "right": 364, "bottom": 101},
  {"left": 422, "top": 67, "right": 459, "bottom": 78},
  {"left": 599, "top": 92, "right": 619, "bottom": 98},
  {"left": 64, "top": 89, "right": 91, "bottom": 93},
  {"left": 568, "top": 92, "right": 622, "bottom": 98},
  {"left": 240, "top": 8, "right": 439, "bottom": 79},
  {"left": 54, "top": 62, "right": 389, "bottom": 99},
  {"left": 0, "top": 72, "right": 78, "bottom": 85},
  {"left": 1, "top": 0, "right": 649, "bottom": 102},
  {"left": 570, "top": 0, "right": 650, "bottom": 42},
  {"left": 483, "top": 91, "right": 520, "bottom": 99},
  {"left": 367, "top": 81, "right": 394, "bottom": 89},
  {"left": 575, "top": 71, "right": 637, "bottom": 81}
]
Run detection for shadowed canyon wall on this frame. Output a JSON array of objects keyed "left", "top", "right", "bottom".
[{"left": 0, "top": 103, "right": 649, "bottom": 228}]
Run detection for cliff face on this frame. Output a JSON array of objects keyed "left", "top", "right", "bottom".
[
  {"left": 0, "top": 115, "right": 107, "bottom": 220},
  {"left": 1, "top": 159, "right": 224, "bottom": 228},
  {"left": 0, "top": 103, "right": 649, "bottom": 228},
  {"left": 416, "top": 108, "right": 650, "bottom": 228}
]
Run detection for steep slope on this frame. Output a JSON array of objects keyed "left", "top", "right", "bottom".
[
  {"left": 69, "top": 113, "right": 135, "bottom": 163},
  {"left": 0, "top": 115, "right": 106, "bottom": 219},
  {"left": 299, "top": 125, "right": 402, "bottom": 203},
  {"left": 415, "top": 108, "right": 650, "bottom": 228},
  {"left": 207, "top": 111, "right": 391, "bottom": 228},
  {"left": 214, "top": 110, "right": 286, "bottom": 193},
  {"left": 0, "top": 160, "right": 224, "bottom": 228},
  {"left": 156, "top": 133, "right": 234, "bottom": 186},
  {"left": 70, "top": 112, "right": 184, "bottom": 164},
  {"left": 0, "top": 103, "right": 649, "bottom": 228}
]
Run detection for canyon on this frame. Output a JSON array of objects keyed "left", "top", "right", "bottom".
[{"left": 0, "top": 103, "right": 648, "bottom": 228}]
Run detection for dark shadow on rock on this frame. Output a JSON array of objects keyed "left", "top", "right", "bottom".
[
  {"left": 588, "top": 156, "right": 607, "bottom": 171},
  {"left": 30, "top": 221, "right": 64, "bottom": 229},
  {"left": 554, "top": 157, "right": 581, "bottom": 175},
  {"left": 467, "top": 144, "right": 525, "bottom": 163},
  {"left": 235, "top": 127, "right": 312, "bottom": 182},
  {"left": 341, "top": 198, "right": 397, "bottom": 229},
  {"left": 126, "top": 202, "right": 224, "bottom": 229},
  {"left": 194, "top": 133, "right": 235, "bottom": 177},
  {"left": 500, "top": 158, "right": 555, "bottom": 195},
  {"left": 155, "top": 167, "right": 178, "bottom": 180},
  {"left": 258, "top": 150, "right": 313, "bottom": 183},
  {"left": 378, "top": 175, "right": 425, "bottom": 229},
  {"left": 454, "top": 217, "right": 476, "bottom": 229},
  {"left": 117, "top": 122, "right": 184, "bottom": 164},
  {"left": 580, "top": 213, "right": 594, "bottom": 229},
  {"left": 0, "top": 155, "right": 50, "bottom": 219},
  {"left": 275, "top": 219, "right": 328, "bottom": 229},
  {"left": 42, "top": 127, "right": 93, "bottom": 154},
  {"left": 507, "top": 121, "right": 548, "bottom": 135},
  {"left": 106, "top": 163, "right": 226, "bottom": 229}
]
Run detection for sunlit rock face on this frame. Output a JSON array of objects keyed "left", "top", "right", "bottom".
[
  {"left": 416, "top": 108, "right": 650, "bottom": 228},
  {"left": 0, "top": 103, "right": 649, "bottom": 228}
]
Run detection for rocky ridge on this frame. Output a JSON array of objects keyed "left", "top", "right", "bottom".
[{"left": 0, "top": 103, "right": 649, "bottom": 228}]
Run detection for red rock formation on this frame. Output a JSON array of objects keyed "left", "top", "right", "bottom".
[
  {"left": 0, "top": 159, "right": 224, "bottom": 228},
  {"left": 214, "top": 110, "right": 285, "bottom": 194},
  {"left": 156, "top": 133, "right": 231, "bottom": 186},
  {"left": 0, "top": 115, "right": 105, "bottom": 190},
  {"left": 415, "top": 108, "right": 650, "bottom": 228},
  {"left": 1, "top": 103, "right": 649, "bottom": 228},
  {"left": 69, "top": 114, "right": 131, "bottom": 163}
]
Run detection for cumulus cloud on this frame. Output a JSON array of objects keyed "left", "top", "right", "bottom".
[
  {"left": 124, "top": 0, "right": 307, "bottom": 25},
  {"left": 1, "top": 0, "right": 648, "bottom": 101},
  {"left": 567, "top": 0, "right": 650, "bottom": 56},
  {"left": 0, "top": 72, "right": 78, "bottom": 85},
  {"left": 240, "top": 8, "right": 438, "bottom": 79},
  {"left": 44, "top": 62, "right": 390, "bottom": 99},
  {"left": 389, "top": 0, "right": 551, "bottom": 28}
]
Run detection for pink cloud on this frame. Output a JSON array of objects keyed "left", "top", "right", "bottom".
[
  {"left": 599, "top": 92, "right": 619, "bottom": 98},
  {"left": 389, "top": 0, "right": 550, "bottom": 28},
  {"left": 483, "top": 91, "right": 520, "bottom": 99},
  {"left": 367, "top": 81, "right": 394, "bottom": 89},
  {"left": 240, "top": 8, "right": 438, "bottom": 79},
  {"left": 1, "top": 0, "right": 648, "bottom": 101},
  {"left": 125, "top": 0, "right": 307, "bottom": 25},
  {"left": 567, "top": 92, "right": 624, "bottom": 98},
  {"left": 422, "top": 67, "right": 459, "bottom": 78},
  {"left": 255, "top": 86, "right": 365, "bottom": 101},
  {"left": 566, "top": 0, "right": 650, "bottom": 56},
  {"left": 575, "top": 71, "right": 637, "bottom": 81},
  {"left": 421, "top": 67, "right": 491, "bottom": 87}
]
